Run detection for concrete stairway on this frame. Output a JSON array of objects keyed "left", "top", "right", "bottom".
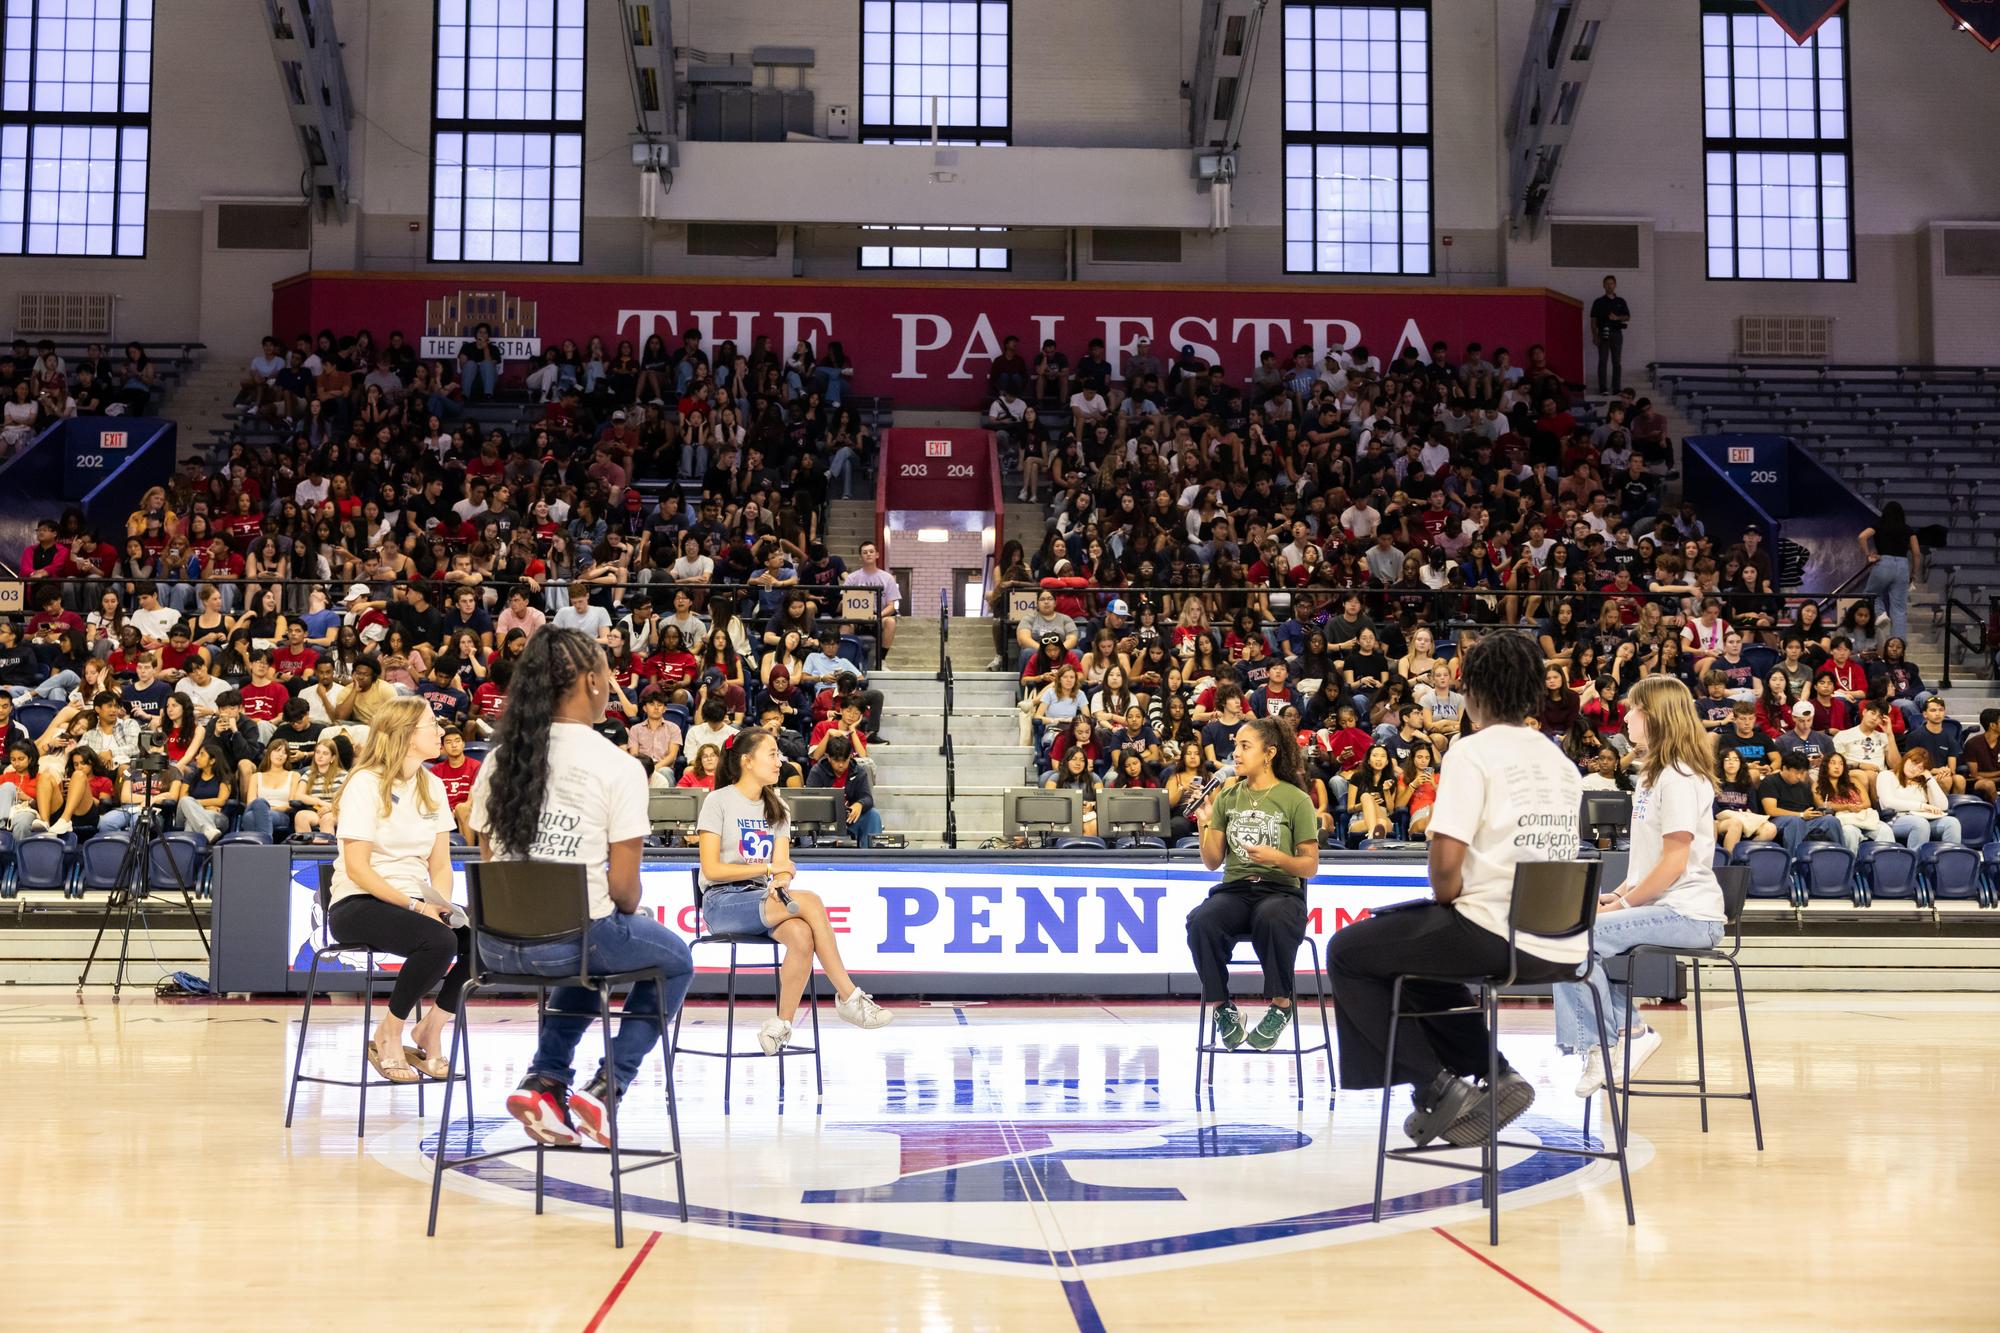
[
  {"left": 866, "top": 667, "right": 1031, "bottom": 847},
  {"left": 166, "top": 358, "right": 252, "bottom": 463}
]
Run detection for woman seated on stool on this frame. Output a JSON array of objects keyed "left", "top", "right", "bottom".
[
  {"left": 468, "top": 628, "right": 696, "bottom": 1150},
  {"left": 1555, "top": 675, "right": 1727, "bottom": 1099},
  {"left": 327, "top": 697, "right": 465, "bottom": 1086},
  {"left": 696, "top": 726, "right": 894, "bottom": 1058},
  {"left": 1184, "top": 718, "right": 1321, "bottom": 1053}
]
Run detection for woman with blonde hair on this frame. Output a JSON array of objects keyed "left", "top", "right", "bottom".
[
  {"left": 1560, "top": 674, "right": 1728, "bottom": 1097},
  {"left": 326, "top": 696, "right": 464, "bottom": 1085}
]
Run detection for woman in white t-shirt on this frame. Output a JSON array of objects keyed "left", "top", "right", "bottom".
[
  {"left": 697, "top": 726, "right": 893, "bottom": 1057},
  {"left": 1560, "top": 675, "right": 1726, "bottom": 1098},
  {"left": 326, "top": 696, "right": 463, "bottom": 1085},
  {"left": 467, "top": 628, "right": 693, "bottom": 1150},
  {"left": 1327, "top": 632, "right": 1585, "bottom": 1148}
]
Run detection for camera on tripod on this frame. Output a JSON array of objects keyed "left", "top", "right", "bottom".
[{"left": 132, "top": 729, "right": 170, "bottom": 776}]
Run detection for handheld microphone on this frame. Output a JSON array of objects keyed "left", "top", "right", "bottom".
[{"left": 1182, "top": 761, "right": 1237, "bottom": 816}]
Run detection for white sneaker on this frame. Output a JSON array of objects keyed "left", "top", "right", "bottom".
[
  {"left": 1574, "top": 1047, "right": 1607, "bottom": 1097},
  {"left": 757, "top": 1016, "right": 793, "bottom": 1056},
  {"left": 46, "top": 817, "right": 72, "bottom": 838},
  {"left": 29, "top": 818, "right": 47, "bottom": 834},
  {"left": 985, "top": 656, "right": 1003, "bottom": 671},
  {"left": 835, "top": 988, "right": 894, "bottom": 1030},
  {"left": 1624, "top": 1026, "right": 1663, "bottom": 1081}
]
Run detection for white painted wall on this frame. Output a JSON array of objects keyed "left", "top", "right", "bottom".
[{"left": 0, "top": 0, "right": 1995, "bottom": 363}]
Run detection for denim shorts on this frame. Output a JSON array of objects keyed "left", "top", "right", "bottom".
[{"left": 701, "top": 886, "right": 774, "bottom": 938}]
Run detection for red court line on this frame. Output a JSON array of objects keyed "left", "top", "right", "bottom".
[
  {"left": 1430, "top": 1227, "right": 1604, "bottom": 1333},
  {"left": 583, "top": 1230, "right": 661, "bottom": 1333}
]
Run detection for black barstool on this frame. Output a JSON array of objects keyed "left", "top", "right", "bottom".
[
  {"left": 427, "top": 861, "right": 687, "bottom": 1250},
  {"left": 1591, "top": 865, "right": 1764, "bottom": 1150},
  {"left": 670, "top": 869, "right": 822, "bottom": 1110},
  {"left": 1192, "top": 937, "right": 1334, "bottom": 1107},
  {"left": 284, "top": 864, "right": 470, "bottom": 1135},
  {"left": 1370, "top": 861, "right": 1635, "bottom": 1246}
]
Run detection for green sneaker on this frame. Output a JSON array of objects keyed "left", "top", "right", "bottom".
[
  {"left": 1244, "top": 1003, "right": 1294, "bottom": 1051},
  {"left": 1211, "top": 1002, "right": 1248, "bottom": 1050}
]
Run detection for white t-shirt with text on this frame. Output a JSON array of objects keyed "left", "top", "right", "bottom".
[
  {"left": 466, "top": 723, "right": 649, "bottom": 920},
  {"left": 330, "top": 768, "right": 455, "bottom": 912},
  {"left": 1426, "top": 724, "right": 1586, "bottom": 963},
  {"left": 1627, "top": 764, "right": 1724, "bottom": 921}
]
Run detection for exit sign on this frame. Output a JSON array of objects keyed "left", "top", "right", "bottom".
[
  {"left": 1728, "top": 446, "right": 1754, "bottom": 464},
  {"left": 925, "top": 439, "right": 952, "bottom": 457},
  {"left": 102, "top": 430, "right": 128, "bottom": 449}
]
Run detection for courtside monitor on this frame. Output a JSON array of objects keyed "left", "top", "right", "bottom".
[
  {"left": 1096, "top": 787, "right": 1171, "bottom": 841},
  {"left": 649, "top": 788, "right": 705, "bottom": 834},
  {"left": 778, "top": 788, "right": 845, "bottom": 836},
  {"left": 1004, "top": 788, "right": 1082, "bottom": 841}
]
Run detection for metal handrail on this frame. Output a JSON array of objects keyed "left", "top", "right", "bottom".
[
  {"left": 1935, "top": 569, "right": 1992, "bottom": 688},
  {"left": 937, "top": 585, "right": 957, "bottom": 849}
]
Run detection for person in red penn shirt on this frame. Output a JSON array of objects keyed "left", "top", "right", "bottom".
[
  {"left": 271, "top": 621, "right": 320, "bottom": 684},
  {"left": 469, "top": 657, "right": 512, "bottom": 740},
  {"left": 1817, "top": 635, "right": 1868, "bottom": 704},
  {"left": 237, "top": 649, "right": 291, "bottom": 722},
  {"left": 27, "top": 583, "right": 84, "bottom": 638},
  {"left": 427, "top": 725, "right": 482, "bottom": 842},
  {"left": 644, "top": 624, "right": 700, "bottom": 704}
]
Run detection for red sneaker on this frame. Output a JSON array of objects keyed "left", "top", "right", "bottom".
[{"left": 505, "top": 1075, "right": 579, "bottom": 1147}]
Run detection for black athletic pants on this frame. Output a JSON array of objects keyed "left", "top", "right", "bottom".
[
  {"left": 329, "top": 896, "right": 472, "bottom": 1020},
  {"left": 1185, "top": 879, "right": 1308, "bottom": 1003},
  {"left": 1326, "top": 903, "right": 1571, "bottom": 1090}
]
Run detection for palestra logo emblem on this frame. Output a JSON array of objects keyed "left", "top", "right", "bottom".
[{"left": 420, "top": 289, "right": 541, "bottom": 360}]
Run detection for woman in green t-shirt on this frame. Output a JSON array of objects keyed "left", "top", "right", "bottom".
[{"left": 1185, "top": 717, "right": 1322, "bottom": 1052}]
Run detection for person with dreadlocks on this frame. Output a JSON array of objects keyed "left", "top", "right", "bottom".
[
  {"left": 1185, "top": 716, "right": 1323, "bottom": 1054},
  {"left": 466, "top": 627, "right": 695, "bottom": 1149}
]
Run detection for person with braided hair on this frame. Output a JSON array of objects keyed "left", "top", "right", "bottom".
[{"left": 465, "top": 627, "right": 695, "bottom": 1150}]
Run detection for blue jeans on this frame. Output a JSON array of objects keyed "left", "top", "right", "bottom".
[
  {"left": 476, "top": 911, "right": 694, "bottom": 1091},
  {"left": 1770, "top": 813, "right": 1843, "bottom": 852},
  {"left": 1890, "top": 813, "right": 1961, "bottom": 849},
  {"left": 813, "top": 365, "right": 847, "bottom": 405},
  {"left": 239, "top": 798, "right": 291, "bottom": 840},
  {"left": 1553, "top": 904, "right": 1723, "bottom": 1052},
  {"left": 828, "top": 444, "right": 860, "bottom": 498},
  {"left": 847, "top": 807, "right": 883, "bottom": 848},
  {"left": 464, "top": 359, "right": 498, "bottom": 400},
  {"left": 1864, "top": 555, "right": 1911, "bottom": 643}
]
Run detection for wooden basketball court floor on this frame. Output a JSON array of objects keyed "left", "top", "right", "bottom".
[{"left": 1, "top": 991, "right": 1994, "bottom": 1332}]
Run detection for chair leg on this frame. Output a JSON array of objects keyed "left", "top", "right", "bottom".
[
  {"left": 1311, "top": 941, "right": 1335, "bottom": 1108},
  {"left": 1484, "top": 986, "right": 1500, "bottom": 1247},
  {"left": 427, "top": 982, "right": 474, "bottom": 1239},
  {"left": 1371, "top": 976, "right": 1404, "bottom": 1225},
  {"left": 601, "top": 986, "right": 625, "bottom": 1249},
  {"left": 807, "top": 966, "right": 823, "bottom": 1099},
  {"left": 358, "top": 951, "right": 374, "bottom": 1138},
  {"left": 285, "top": 948, "right": 322, "bottom": 1128},
  {"left": 1732, "top": 959, "right": 1766, "bottom": 1151},
  {"left": 723, "top": 946, "right": 739, "bottom": 1111},
  {"left": 1692, "top": 959, "right": 1710, "bottom": 1134},
  {"left": 772, "top": 943, "right": 786, "bottom": 1105},
  {"left": 1191, "top": 1000, "right": 1207, "bottom": 1105},
  {"left": 1589, "top": 984, "right": 1636, "bottom": 1228},
  {"left": 659, "top": 989, "right": 689, "bottom": 1223}
]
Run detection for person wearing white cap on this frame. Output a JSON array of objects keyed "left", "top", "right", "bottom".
[{"left": 1773, "top": 697, "right": 1835, "bottom": 782}]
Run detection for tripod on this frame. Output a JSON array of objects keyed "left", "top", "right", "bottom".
[{"left": 77, "top": 767, "right": 209, "bottom": 996}]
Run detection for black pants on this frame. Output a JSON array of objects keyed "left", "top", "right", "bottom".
[
  {"left": 1327, "top": 903, "right": 1571, "bottom": 1090},
  {"left": 1186, "top": 879, "right": 1307, "bottom": 1003},
  {"left": 329, "top": 896, "right": 472, "bottom": 1021},
  {"left": 1596, "top": 328, "right": 1624, "bottom": 394}
]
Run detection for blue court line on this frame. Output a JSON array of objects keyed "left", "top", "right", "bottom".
[
  {"left": 1061, "top": 1278, "right": 1109, "bottom": 1333},
  {"left": 953, "top": 1006, "right": 970, "bottom": 1026}
]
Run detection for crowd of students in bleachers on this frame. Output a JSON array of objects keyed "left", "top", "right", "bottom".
[{"left": 0, "top": 320, "right": 912, "bottom": 882}]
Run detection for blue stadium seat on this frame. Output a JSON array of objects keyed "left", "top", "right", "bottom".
[
  {"left": 145, "top": 833, "right": 206, "bottom": 900},
  {"left": 1948, "top": 796, "right": 1996, "bottom": 847},
  {"left": 1110, "top": 835, "right": 1167, "bottom": 849},
  {"left": 10, "top": 834, "right": 74, "bottom": 895},
  {"left": 1795, "top": 843, "right": 1860, "bottom": 905},
  {"left": 1979, "top": 843, "right": 2000, "bottom": 909},
  {"left": 1053, "top": 835, "right": 1108, "bottom": 851},
  {"left": 1735, "top": 842, "right": 1799, "bottom": 906},
  {"left": 77, "top": 834, "right": 132, "bottom": 898},
  {"left": 1857, "top": 842, "right": 1919, "bottom": 905},
  {"left": 13, "top": 699, "right": 61, "bottom": 739},
  {"left": 1174, "top": 835, "right": 1202, "bottom": 850},
  {"left": 1917, "top": 843, "right": 1981, "bottom": 906}
]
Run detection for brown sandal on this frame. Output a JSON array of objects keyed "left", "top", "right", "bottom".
[
  {"left": 403, "top": 1045, "right": 451, "bottom": 1080},
  {"left": 367, "top": 1040, "right": 419, "bottom": 1084}
]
